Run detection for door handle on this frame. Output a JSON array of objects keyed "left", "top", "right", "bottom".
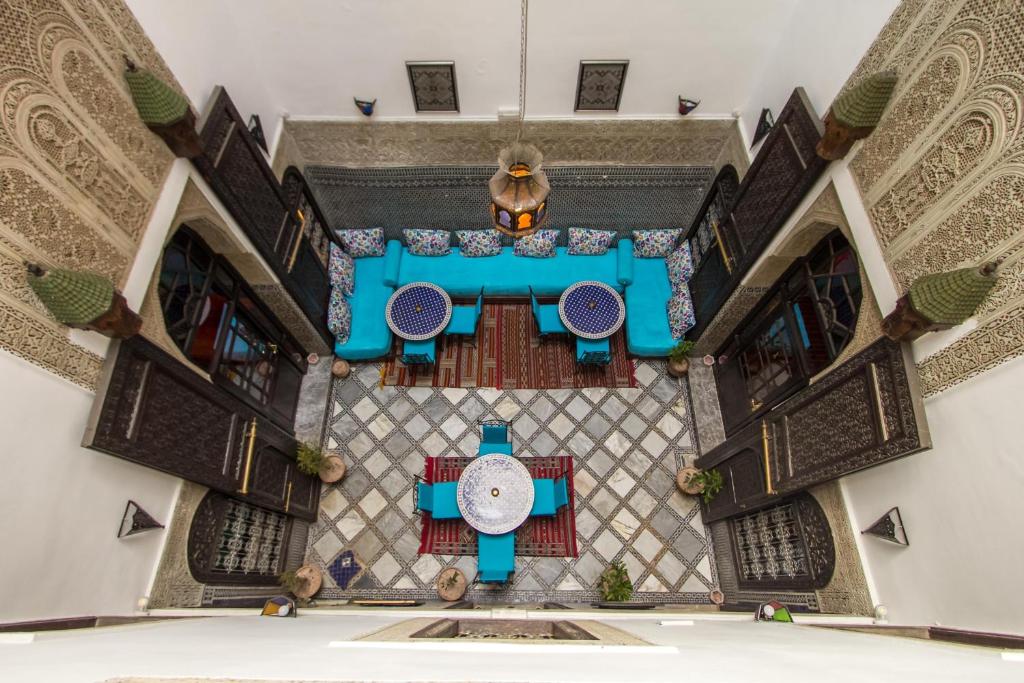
[
  {"left": 762, "top": 421, "right": 775, "bottom": 495},
  {"left": 238, "top": 417, "right": 257, "bottom": 495},
  {"left": 284, "top": 481, "right": 293, "bottom": 513},
  {"left": 286, "top": 210, "right": 306, "bottom": 272}
]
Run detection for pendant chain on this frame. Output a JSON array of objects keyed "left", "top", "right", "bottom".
[{"left": 516, "top": 0, "right": 528, "bottom": 143}]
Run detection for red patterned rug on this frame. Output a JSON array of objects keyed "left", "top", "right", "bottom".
[
  {"left": 381, "top": 303, "right": 636, "bottom": 389},
  {"left": 417, "top": 455, "right": 579, "bottom": 558}
]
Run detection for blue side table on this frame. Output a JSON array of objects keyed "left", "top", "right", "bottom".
[
  {"left": 387, "top": 282, "right": 451, "bottom": 365},
  {"left": 558, "top": 281, "right": 625, "bottom": 340}
]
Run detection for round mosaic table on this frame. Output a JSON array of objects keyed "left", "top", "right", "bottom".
[
  {"left": 456, "top": 454, "right": 535, "bottom": 535},
  {"left": 558, "top": 280, "right": 626, "bottom": 339},
  {"left": 385, "top": 282, "right": 452, "bottom": 341}
]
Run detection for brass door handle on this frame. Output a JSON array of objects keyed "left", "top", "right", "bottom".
[
  {"left": 238, "top": 417, "right": 257, "bottom": 495},
  {"left": 284, "top": 481, "right": 293, "bottom": 513},
  {"left": 286, "top": 210, "right": 306, "bottom": 272},
  {"left": 762, "top": 420, "right": 775, "bottom": 495},
  {"left": 711, "top": 219, "right": 733, "bottom": 274}
]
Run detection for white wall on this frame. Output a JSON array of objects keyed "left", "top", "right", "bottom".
[
  {"left": 5, "top": 614, "right": 1021, "bottom": 683},
  {"left": 126, "top": 0, "right": 849, "bottom": 146},
  {"left": 0, "top": 351, "right": 181, "bottom": 623},
  {"left": 842, "top": 354, "right": 1024, "bottom": 636},
  {"left": 741, "top": 0, "right": 899, "bottom": 146}
]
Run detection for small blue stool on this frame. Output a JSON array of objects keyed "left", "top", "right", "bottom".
[
  {"left": 531, "top": 478, "right": 557, "bottom": 516},
  {"left": 402, "top": 337, "right": 436, "bottom": 365},
  {"left": 576, "top": 337, "right": 611, "bottom": 365},
  {"left": 477, "top": 531, "right": 515, "bottom": 583}
]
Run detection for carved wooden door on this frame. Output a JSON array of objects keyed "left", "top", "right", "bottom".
[
  {"left": 699, "top": 338, "right": 930, "bottom": 522},
  {"left": 689, "top": 88, "right": 827, "bottom": 340},
  {"left": 193, "top": 87, "right": 332, "bottom": 347},
  {"left": 85, "top": 336, "right": 319, "bottom": 521}
]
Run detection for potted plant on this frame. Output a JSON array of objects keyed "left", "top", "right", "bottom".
[
  {"left": 436, "top": 567, "right": 467, "bottom": 602},
  {"left": 676, "top": 467, "right": 724, "bottom": 504},
  {"left": 279, "top": 565, "right": 322, "bottom": 600},
  {"left": 667, "top": 340, "right": 696, "bottom": 377},
  {"left": 598, "top": 561, "right": 633, "bottom": 603},
  {"left": 297, "top": 442, "right": 346, "bottom": 483}
]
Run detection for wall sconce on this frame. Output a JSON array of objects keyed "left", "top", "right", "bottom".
[
  {"left": 861, "top": 506, "right": 909, "bottom": 546},
  {"left": 247, "top": 114, "right": 268, "bottom": 152},
  {"left": 354, "top": 98, "right": 377, "bottom": 116},
  {"left": 751, "top": 108, "right": 774, "bottom": 147},
  {"left": 678, "top": 97, "right": 700, "bottom": 115}
]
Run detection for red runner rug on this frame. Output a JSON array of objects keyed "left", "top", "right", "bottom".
[
  {"left": 417, "top": 455, "right": 579, "bottom": 558},
  {"left": 381, "top": 303, "right": 636, "bottom": 389}
]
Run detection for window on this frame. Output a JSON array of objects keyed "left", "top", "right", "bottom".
[
  {"left": 158, "top": 228, "right": 305, "bottom": 427},
  {"left": 715, "top": 231, "right": 862, "bottom": 434}
]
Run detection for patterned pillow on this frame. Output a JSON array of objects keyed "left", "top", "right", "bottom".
[
  {"left": 457, "top": 230, "right": 502, "bottom": 257},
  {"left": 328, "top": 243, "right": 355, "bottom": 296},
  {"left": 403, "top": 228, "right": 451, "bottom": 256},
  {"left": 667, "top": 287, "right": 696, "bottom": 339},
  {"left": 337, "top": 228, "right": 385, "bottom": 258},
  {"left": 513, "top": 229, "right": 559, "bottom": 258},
  {"left": 568, "top": 227, "right": 616, "bottom": 255},
  {"left": 666, "top": 241, "right": 694, "bottom": 291},
  {"left": 327, "top": 287, "right": 352, "bottom": 343},
  {"left": 633, "top": 229, "right": 682, "bottom": 258}
]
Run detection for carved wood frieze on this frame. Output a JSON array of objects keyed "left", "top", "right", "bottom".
[
  {"left": 841, "top": 0, "right": 1024, "bottom": 395},
  {"left": 0, "top": 0, "right": 181, "bottom": 390}
]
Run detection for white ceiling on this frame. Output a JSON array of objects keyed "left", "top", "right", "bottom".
[{"left": 127, "top": 0, "right": 897, "bottom": 149}]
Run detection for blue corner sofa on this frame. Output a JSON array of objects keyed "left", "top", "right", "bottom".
[{"left": 333, "top": 238, "right": 685, "bottom": 360}]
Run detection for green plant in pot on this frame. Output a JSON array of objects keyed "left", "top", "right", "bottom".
[
  {"left": 279, "top": 565, "right": 322, "bottom": 601},
  {"left": 667, "top": 340, "right": 696, "bottom": 377},
  {"left": 598, "top": 561, "right": 633, "bottom": 602},
  {"left": 297, "top": 442, "right": 346, "bottom": 483},
  {"left": 677, "top": 467, "right": 724, "bottom": 504}
]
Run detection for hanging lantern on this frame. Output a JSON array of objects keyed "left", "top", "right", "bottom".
[{"left": 489, "top": 142, "right": 550, "bottom": 238}]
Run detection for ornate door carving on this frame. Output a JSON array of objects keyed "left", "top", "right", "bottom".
[
  {"left": 699, "top": 338, "right": 930, "bottom": 522},
  {"left": 84, "top": 336, "right": 320, "bottom": 521},
  {"left": 689, "top": 88, "right": 827, "bottom": 340},
  {"left": 193, "top": 87, "right": 332, "bottom": 346}
]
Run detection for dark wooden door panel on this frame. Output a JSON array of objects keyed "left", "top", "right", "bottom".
[
  {"left": 286, "top": 470, "right": 321, "bottom": 521},
  {"left": 699, "top": 338, "right": 930, "bottom": 520},
  {"left": 85, "top": 337, "right": 245, "bottom": 492}
]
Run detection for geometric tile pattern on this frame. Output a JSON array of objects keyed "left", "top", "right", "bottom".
[{"left": 305, "top": 360, "right": 718, "bottom": 603}]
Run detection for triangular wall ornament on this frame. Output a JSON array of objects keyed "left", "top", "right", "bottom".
[
  {"left": 118, "top": 500, "right": 165, "bottom": 538},
  {"left": 861, "top": 507, "right": 908, "bottom": 546},
  {"left": 751, "top": 108, "right": 774, "bottom": 146}
]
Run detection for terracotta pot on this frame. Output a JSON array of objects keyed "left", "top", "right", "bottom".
[
  {"left": 331, "top": 358, "right": 351, "bottom": 378},
  {"left": 667, "top": 357, "right": 690, "bottom": 377},
  {"left": 436, "top": 567, "right": 467, "bottom": 602},
  {"left": 307, "top": 352, "right": 320, "bottom": 365},
  {"left": 292, "top": 565, "right": 322, "bottom": 600},
  {"left": 709, "top": 589, "right": 725, "bottom": 606},
  {"left": 319, "top": 455, "right": 346, "bottom": 483},
  {"left": 676, "top": 466, "right": 705, "bottom": 495}
]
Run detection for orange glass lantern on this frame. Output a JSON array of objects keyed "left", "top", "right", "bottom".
[{"left": 489, "top": 143, "right": 550, "bottom": 238}]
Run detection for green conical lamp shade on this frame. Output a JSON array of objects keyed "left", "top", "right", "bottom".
[
  {"left": 27, "top": 267, "right": 114, "bottom": 325},
  {"left": 908, "top": 265, "right": 997, "bottom": 326},
  {"left": 125, "top": 67, "right": 189, "bottom": 126},
  {"left": 833, "top": 71, "right": 898, "bottom": 129}
]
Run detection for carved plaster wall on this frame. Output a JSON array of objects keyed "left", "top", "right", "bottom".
[
  {"left": 0, "top": 0, "right": 181, "bottom": 390},
  {"left": 842, "top": 0, "right": 1024, "bottom": 395},
  {"left": 284, "top": 118, "right": 742, "bottom": 169}
]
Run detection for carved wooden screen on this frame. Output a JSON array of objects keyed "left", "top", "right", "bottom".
[
  {"left": 84, "top": 336, "right": 320, "bottom": 522},
  {"left": 689, "top": 88, "right": 827, "bottom": 340},
  {"left": 699, "top": 337, "right": 930, "bottom": 522},
  {"left": 193, "top": 87, "right": 332, "bottom": 346}
]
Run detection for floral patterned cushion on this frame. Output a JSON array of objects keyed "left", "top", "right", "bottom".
[
  {"left": 667, "top": 287, "right": 696, "bottom": 339},
  {"left": 337, "top": 228, "right": 385, "bottom": 258},
  {"left": 666, "top": 241, "right": 694, "bottom": 291},
  {"left": 633, "top": 229, "right": 682, "bottom": 258},
  {"left": 328, "top": 243, "right": 355, "bottom": 296},
  {"left": 567, "top": 227, "right": 616, "bottom": 255},
  {"left": 327, "top": 287, "right": 352, "bottom": 343},
  {"left": 403, "top": 228, "right": 451, "bottom": 256},
  {"left": 456, "top": 230, "right": 502, "bottom": 257},
  {"left": 513, "top": 229, "right": 559, "bottom": 258}
]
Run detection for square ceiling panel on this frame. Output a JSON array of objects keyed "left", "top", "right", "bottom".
[
  {"left": 407, "top": 61, "right": 459, "bottom": 112},
  {"left": 575, "top": 60, "right": 629, "bottom": 112}
]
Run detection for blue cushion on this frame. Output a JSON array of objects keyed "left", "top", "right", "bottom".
[
  {"left": 382, "top": 239, "right": 402, "bottom": 287},
  {"left": 576, "top": 337, "right": 610, "bottom": 363},
  {"left": 554, "top": 477, "right": 569, "bottom": 509},
  {"left": 334, "top": 253, "right": 394, "bottom": 360},
  {"left": 477, "top": 531, "right": 515, "bottom": 581},
  {"left": 481, "top": 423, "right": 508, "bottom": 444},
  {"left": 445, "top": 305, "right": 479, "bottom": 335},
  {"left": 398, "top": 246, "right": 626, "bottom": 297},
  {"left": 402, "top": 338, "right": 435, "bottom": 364},
  {"left": 536, "top": 305, "right": 567, "bottom": 335},
  {"left": 416, "top": 481, "right": 433, "bottom": 513},
  {"left": 431, "top": 482, "right": 461, "bottom": 520},
  {"left": 531, "top": 479, "right": 557, "bottom": 516},
  {"left": 625, "top": 257, "right": 677, "bottom": 357},
  {"left": 478, "top": 442, "right": 512, "bottom": 456},
  {"left": 617, "top": 239, "right": 634, "bottom": 285}
]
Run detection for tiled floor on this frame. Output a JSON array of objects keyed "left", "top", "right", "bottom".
[{"left": 305, "top": 360, "right": 718, "bottom": 603}]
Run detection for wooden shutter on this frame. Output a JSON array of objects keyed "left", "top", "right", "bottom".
[
  {"left": 689, "top": 88, "right": 827, "bottom": 340},
  {"left": 698, "top": 338, "right": 930, "bottom": 522},
  {"left": 84, "top": 337, "right": 319, "bottom": 521},
  {"left": 193, "top": 87, "right": 332, "bottom": 346}
]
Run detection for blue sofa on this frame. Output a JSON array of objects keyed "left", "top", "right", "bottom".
[{"left": 333, "top": 237, "right": 687, "bottom": 360}]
